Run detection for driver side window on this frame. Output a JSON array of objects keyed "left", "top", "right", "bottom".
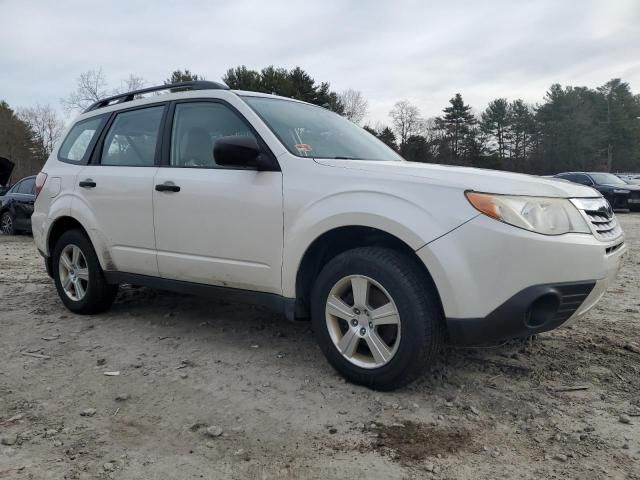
[{"left": 170, "top": 102, "right": 256, "bottom": 168}]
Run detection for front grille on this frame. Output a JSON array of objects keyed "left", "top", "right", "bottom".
[
  {"left": 584, "top": 210, "right": 622, "bottom": 240},
  {"left": 551, "top": 282, "right": 595, "bottom": 323}
]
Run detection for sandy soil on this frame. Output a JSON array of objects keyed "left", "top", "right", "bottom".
[{"left": 0, "top": 215, "right": 639, "bottom": 479}]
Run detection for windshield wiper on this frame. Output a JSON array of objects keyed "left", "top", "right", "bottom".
[{"left": 331, "top": 156, "right": 363, "bottom": 160}]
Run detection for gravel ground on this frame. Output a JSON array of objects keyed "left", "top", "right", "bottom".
[{"left": 0, "top": 215, "right": 639, "bottom": 479}]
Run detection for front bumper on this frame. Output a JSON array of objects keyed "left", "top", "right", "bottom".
[
  {"left": 447, "top": 281, "right": 595, "bottom": 345},
  {"left": 417, "top": 214, "right": 626, "bottom": 345}
]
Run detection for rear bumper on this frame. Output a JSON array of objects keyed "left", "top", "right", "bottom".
[{"left": 447, "top": 281, "right": 595, "bottom": 345}]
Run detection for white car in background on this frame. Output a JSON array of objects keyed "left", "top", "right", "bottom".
[{"left": 32, "top": 81, "right": 626, "bottom": 390}]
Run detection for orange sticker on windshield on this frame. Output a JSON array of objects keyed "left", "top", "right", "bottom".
[{"left": 295, "top": 143, "right": 312, "bottom": 152}]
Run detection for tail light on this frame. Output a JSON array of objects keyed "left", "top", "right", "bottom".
[{"left": 35, "top": 172, "right": 48, "bottom": 198}]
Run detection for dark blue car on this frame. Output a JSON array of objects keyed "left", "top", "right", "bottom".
[{"left": 0, "top": 175, "right": 36, "bottom": 235}]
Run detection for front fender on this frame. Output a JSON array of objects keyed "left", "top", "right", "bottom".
[{"left": 281, "top": 190, "right": 471, "bottom": 297}]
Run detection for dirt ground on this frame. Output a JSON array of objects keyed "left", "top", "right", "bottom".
[{"left": 0, "top": 216, "right": 639, "bottom": 480}]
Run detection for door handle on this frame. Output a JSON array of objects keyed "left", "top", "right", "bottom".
[
  {"left": 79, "top": 179, "right": 96, "bottom": 188},
  {"left": 155, "top": 183, "right": 181, "bottom": 193}
]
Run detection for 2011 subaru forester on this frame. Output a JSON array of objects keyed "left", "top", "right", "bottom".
[{"left": 32, "top": 81, "right": 626, "bottom": 390}]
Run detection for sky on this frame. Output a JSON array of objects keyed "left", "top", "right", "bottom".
[{"left": 1, "top": 0, "right": 639, "bottom": 125}]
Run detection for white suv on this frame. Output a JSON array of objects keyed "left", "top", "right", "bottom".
[{"left": 33, "top": 81, "right": 626, "bottom": 390}]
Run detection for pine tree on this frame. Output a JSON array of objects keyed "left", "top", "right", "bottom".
[
  {"left": 165, "top": 69, "right": 203, "bottom": 84},
  {"left": 597, "top": 79, "right": 640, "bottom": 172},
  {"left": 378, "top": 127, "right": 398, "bottom": 151},
  {"left": 435, "top": 93, "right": 476, "bottom": 164},
  {"left": 481, "top": 98, "right": 509, "bottom": 162}
]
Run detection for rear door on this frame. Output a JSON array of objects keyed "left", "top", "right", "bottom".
[
  {"left": 152, "top": 100, "right": 283, "bottom": 294},
  {"left": 74, "top": 104, "right": 166, "bottom": 276}
]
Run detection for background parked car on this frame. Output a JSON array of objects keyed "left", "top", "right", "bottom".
[
  {"left": 616, "top": 173, "right": 640, "bottom": 185},
  {"left": 0, "top": 175, "right": 36, "bottom": 235},
  {"left": 0, "top": 156, "right": 14, "bottom": 200},
  {"left": 0, "top": 185, "right": 10, "bottom": 199},
  {"left": 554, "top": 172, "right": 640, "bottom": 211}
]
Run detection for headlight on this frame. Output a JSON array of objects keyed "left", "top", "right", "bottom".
[
  {"left": 465, "top": 192, "right": 591, "bottom": 235},
  {"left": 613, "top": 189, "right": 630, "bottom": 194}
]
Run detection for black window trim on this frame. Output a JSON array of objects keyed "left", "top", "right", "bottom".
[
  {"left": 90, "top": 102, "right": 169, "bottom": 167},
  {"left": 160, "top": 98, "right": 280, "bottom": 171},
  {"left": 57, "top": 115, "right": 109, "bottom": 165}
]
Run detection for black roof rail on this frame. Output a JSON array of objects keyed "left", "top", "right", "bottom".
[{"left": 83, "top": 80, "right": 229, "bottom": 113}]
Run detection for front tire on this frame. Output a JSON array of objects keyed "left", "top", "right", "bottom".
[
  {"left": 0, "top": 212, "right": 15, "bottom": 235},
  {"left": 52, "top": 229, "right": 118, "bottom": 314},
  {"left": 311, "top": 247, "right": 443, "bottom": 390}
]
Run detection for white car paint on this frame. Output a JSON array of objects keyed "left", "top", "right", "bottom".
[
  {"left": 152, "top": 167, "right": 283, "bottom": 293},
  {"left": 33, "top": 87, "right": 626, "bottom": 333}
]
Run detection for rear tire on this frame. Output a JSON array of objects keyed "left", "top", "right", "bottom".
[
  {"left": 0, "top": 212, "right": 15, "bottom": 235},
  {"left": 52, "top": 229, "right": 118, "bottom": 314},
  {"left": 311, "top": 247, "right": 443, "bottom": 390}
]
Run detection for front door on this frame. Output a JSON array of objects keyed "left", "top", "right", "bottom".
[
  {"left": 74, "top": 105, "right": 165, "bottom": 276},
  {"left": 153, "top": 101, "right": 283, "bottom": 294}
]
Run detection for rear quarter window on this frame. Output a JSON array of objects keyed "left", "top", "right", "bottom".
[
  {"left": 17, "top": 178, "right": 35, "bottom": 194},
  {"left": 58, "top": 115, "right": 107, "bottom": 164}
]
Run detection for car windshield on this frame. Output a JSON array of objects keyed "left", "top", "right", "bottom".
[
  {"left": 243, "top": 96, "right": 402, "bottom": 161},
  {"left": 590, "top": 173, "right": 627, "bottom": 185}
]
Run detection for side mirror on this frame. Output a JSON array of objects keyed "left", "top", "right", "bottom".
[{"left": 214, "top": 136, "right": 272, "bottom": 170}]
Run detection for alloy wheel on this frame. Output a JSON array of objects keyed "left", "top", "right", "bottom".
[
  {"left": 0, "top": 214, "right": 12, "bottom": 234},
  {"left": 325, "top": 275, "right": 401, "bottom": 369},
  {"left": 58, "top": 244, "right": 89, "bottom": 301}
]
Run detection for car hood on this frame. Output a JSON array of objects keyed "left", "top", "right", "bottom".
[
  {"left": 315, "top": 159, "right": 600, "bottom": 198},
  {"left": 0, "top": 157, "right": 14, "bottom": 186}
]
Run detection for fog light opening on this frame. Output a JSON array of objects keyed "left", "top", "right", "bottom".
[{"left": 525, "top": 293, "right": 560, "bottom": 328}]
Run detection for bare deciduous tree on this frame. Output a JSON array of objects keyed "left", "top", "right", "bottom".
[
  {"left": 389, "top": 100, "right": 421, "bottom": 152},
  {"left": 61, "top": 70, "right": 151, "bottom": 113},
  {"left": 61, "top": 68, "right": 109, "bottom": 113},
  {"left": 18, "top": 104, "right": 66, "bottom": 157},
  {"left": 339, "top": 89, "right": 368, "bottom": 124},
  {"left": 114, "top": 74, "right": 147, "bottom": 94}
]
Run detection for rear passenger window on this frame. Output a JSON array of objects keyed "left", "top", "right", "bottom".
[
  {"left": 101, "top": 106, "right": 164, "bottom": 166},
  {"left": 18, "top": 178, "right": 35, "bottom": 194},
  {"left": 58, "top": 116, "right": 105, "bottom": 163}
]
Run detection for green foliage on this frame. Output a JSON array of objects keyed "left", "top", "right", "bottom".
[
  {"left": 363, "top": 125, "right": 398, "bottom": 151},
  {"left": 165, "top": 69, "right": 203, "bottom": 84},
  {"left": 402, "top": 79, "right": 639, "bottom": 174},
  {"left": 533, "top": 84, "right": 606, "bottom": 173},
  {"left": 435, "top": 93, "right": 477, "bottom": 164},
  {"left": 378, "top": 127, "right": 399, "bottom": 151},
  {"left": 0, "top": 101, "right": 43, "bottom": 183},
  {"left": 403, "top": 135, "right": 431, "bottom": 163},
  {"left": 481, "top": 98, "right": 509, "bottom": 161},
  {"left": 597, "top": 79, "right": 640, "bottom": 172},
  {"left": 222, "top": 65, "right": 344, "bottom": 113}
]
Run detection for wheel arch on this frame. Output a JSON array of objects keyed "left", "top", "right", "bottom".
[
  {"left": 46, "top": 216, "right": 111, "bottom": 272},
  {"left": 292, "top": 225, "right": 444, "bottom": 320}
]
